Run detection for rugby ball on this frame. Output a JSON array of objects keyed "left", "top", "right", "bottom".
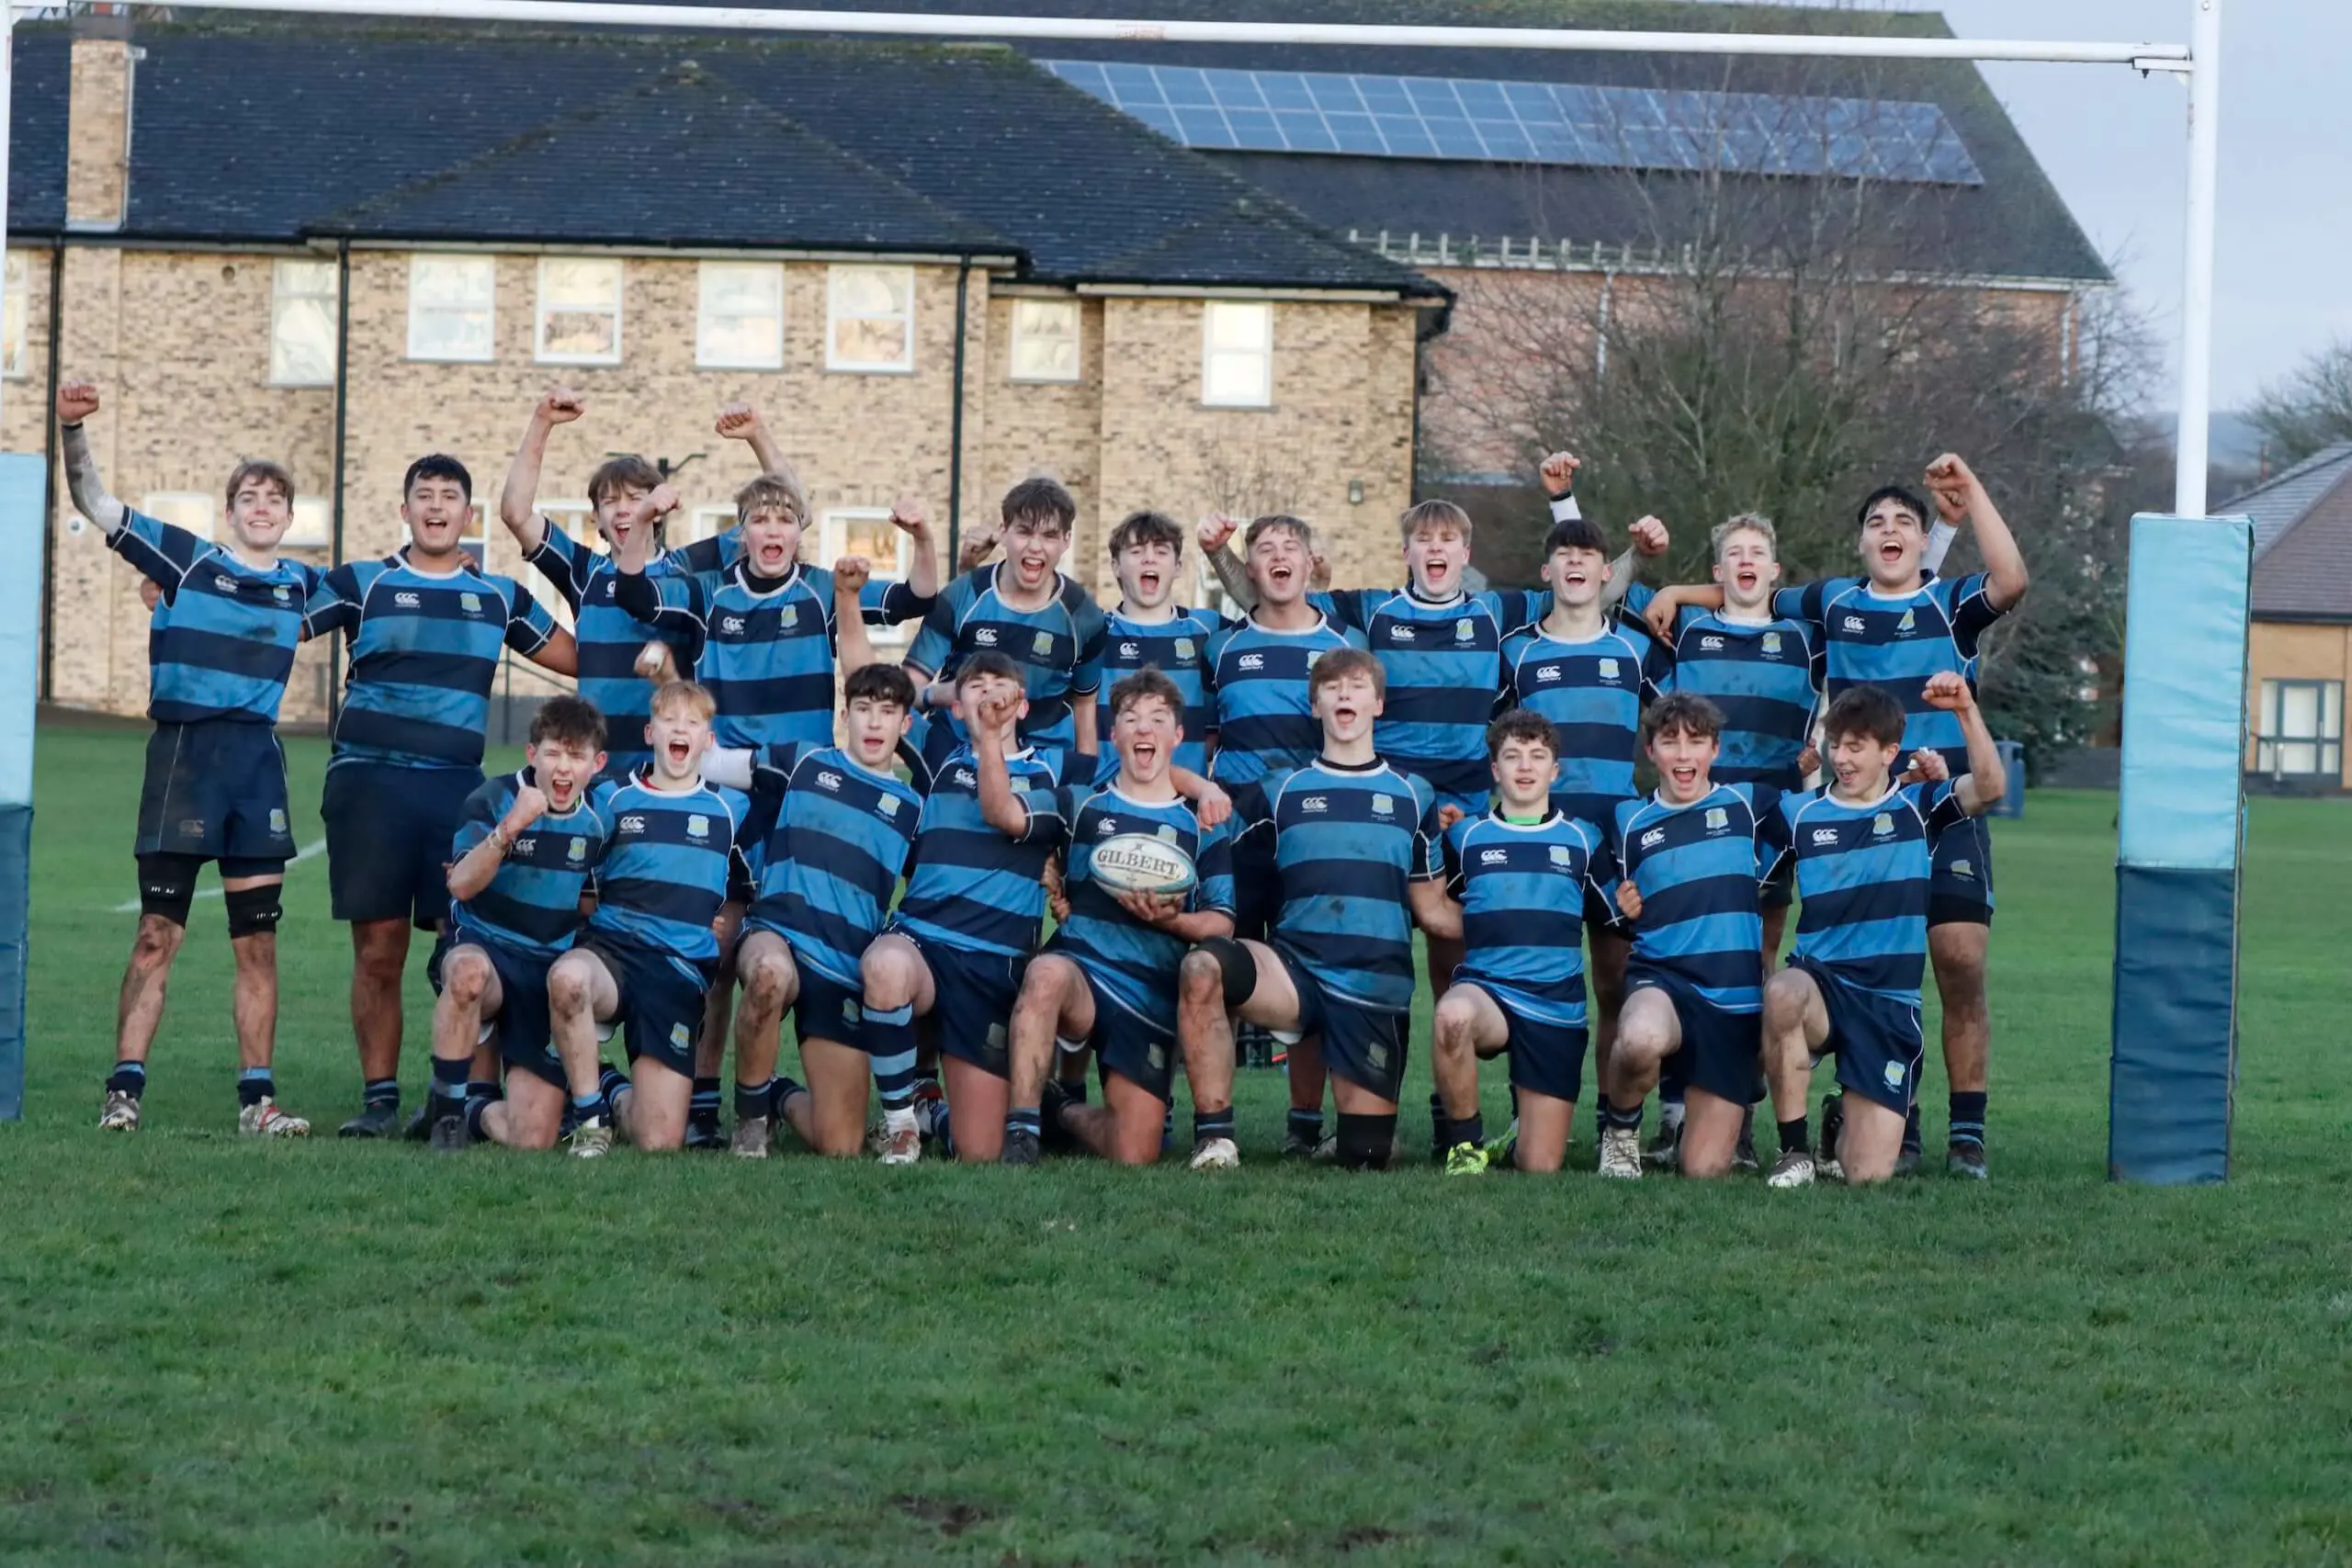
[{"left": 1088, "top": 832, "right": 1199, "bottom": 896}]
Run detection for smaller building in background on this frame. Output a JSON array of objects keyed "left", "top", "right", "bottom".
[{"left": 2227, "top": 443, "right": 2352, "bottom": 792}]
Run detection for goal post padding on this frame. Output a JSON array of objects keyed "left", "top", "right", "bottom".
[
  {"left": 0, "top": 451, "right": 41, "bottom": 1122},
  {"left": 2109, "top": 513, "right": 2253, "bottom": 1184}
]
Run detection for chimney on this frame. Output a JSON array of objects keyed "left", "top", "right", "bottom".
[{"left": 66, "top": 38, "right": 136, "bottom": 231}]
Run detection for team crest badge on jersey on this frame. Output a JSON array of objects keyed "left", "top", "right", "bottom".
[
  {"left": 1883, "top": 1060, "right": 1906, "bottom": 1090},
  {"left": 778, "top": 604, "right": 798, "bottom": 629},
  {"left": 1455, "top": 619, "right": 1475, "bottom": 642},
  {"left": 460, "top": 592, "right": 482, "bottom": 615},
  {"left": 269, "top": 808, "right": 288, "bottom": 835},
  {"left": 1157, "top": 824, "right": 1181, "bottom": 842},
  {"left": 1549, "top": 844, "right": 1572, "bottom": 866},
  {"left": 1897, "top": 608, "right": 1917, "bottom": 633},
  {"left": 272, "top": 584, "right": 291, "bottom": 604},
  {"left": 1372, "top": 795, "right": 1394, "bottom": 817},
  {"left": 1873, "top": 812, "right": 1895, "bottom": 837},
  {"left": 1705, "top": 807, "right": 1728, "bottom": 831},
  {"left": 1951, "top": 860, "right": 1975, "bottom": 879},
  {"left": 686, "top": 815, "right": 711, "bottom": 840},
  {"left": 1599, "top": 658, "right": 1621, "bottom": 680},
  {"left": 1175, "top": 638, "right": 1195, "bottom": 660},
  {"left": 1034, "top": 630, "right": 1055, "bottom": 655},
  {"left": 876, "top": 795, "right": 900, "bottom": 818},
  {"left": 1762, "top": 632, "right": 1781, "bottom": 654},
  {"left": 567, "top": 837, "right": 587, "bottom": 862}
]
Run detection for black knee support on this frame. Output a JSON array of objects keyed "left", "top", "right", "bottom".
[
  {"left": 134, "top": 852, "right": 201, "bottom": 928},
  {"left": 1192, "top": 936, "right": 1258, "bottom": 1010},
  {"left": 1335, "top": 1111, "right": 1398, "bottom": 1171},
  {"left": 223, "top": 882, "right": 284, "bottom": 939}
]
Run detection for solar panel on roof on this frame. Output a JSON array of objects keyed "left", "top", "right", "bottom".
[{"left": 1040, "top": 62, "right": 1985, "bottom": 186}]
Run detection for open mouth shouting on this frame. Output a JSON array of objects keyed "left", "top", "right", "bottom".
[
  {"left": 1734, "top": 564, "right": 1761, "bottom": 593},
  {"left": 664, "top": 735, "right": 694, "bottom": 770},
  {"left": 1666, "top": 761, "right": 1703, "bottom": 795}
]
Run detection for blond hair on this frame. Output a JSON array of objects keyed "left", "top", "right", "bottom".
[
  {"left": 1711, "top": 513, "right": 1778, "bottom": 559},
  {"left": 1397, "top": 498, "right": 1473, "bottom": 546},
  {"left": 734, "top": 471, "right": 808, "bottom": 529},
  {"left": 650, "top": 680, "right": 717, "bottom": 723}
]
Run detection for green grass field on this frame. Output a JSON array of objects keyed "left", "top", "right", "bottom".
[{"left": 6, "top": 719, "right": 2352, "bottom": 1567}]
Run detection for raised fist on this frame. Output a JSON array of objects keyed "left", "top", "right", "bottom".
[
  {"left": 889, "top": 495, "right": 930, "bottom": 536},
  {"left": 639, "top": 482, "right": 683, "bottom": 523},
  {"left": 537, "top": 386, "right": 583, "bottom": 424},
  {"left": 57, "top": 379, "right": 99, "bottom": 425},
  {"left": 1197, "top": 513, "right": 1239, "bottom": 554},
  {"left": 1922, "top": 671, "right": 1974, "bottom": 713},
  {"left": 1924, "top": 454, "right": 1977, "bottom": 524},
  {"left": 506, "top": 783, "right": 550, "bottom": 832},
  {"left": 957, "top": 525, "right": 999, "bottom": 575},
  {"left": 714, "top": 402, "right": 766, "bottom": 443},
  {"left": 635, "top": 640, "right": 679, "bottom": 684},
  {"left": 1628, "top": 515, "right": 1668, "bottom": 558},
  {"left": 1539, "top": 451, "right": 1580, "bottom": 498},
  {"left": 831, "top": 555, "right": 872, "bottom": 596}
]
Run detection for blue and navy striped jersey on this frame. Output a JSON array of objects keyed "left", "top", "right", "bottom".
[
  {"left": 1320, "top": 588, "right": 1545, "bottom": 797},
  {"left": 906, "top": 566, "right": 1108, "bottom": 767},
  {"left": 1503, "top": 617, "right": 1670, "bottom": 828},
  {"left": 525, "top": 530, "right": 701, "bottom": 776},
  {"left": 588, "top": 775, "right": 743, "bottom": 984},
  {"left": 744, "top": 742, "right": 922, "bottom": 987},
  {"left": 1238, "top": 758, "right": 1442, "bottom": 1015},
  {"left": 1093, "top": 606, "right": 1222, "bottom": 782},
  {"left": 1627, "top": 582, "right": 1821, "bottom": 790},
  {"left": 1050, "top": 785, "right": 1237, "bottom": 1038},
  {"left": 448, "top": 770, "right": 608, "bottom": 959},
  {"left": 109, "top": 510, "right": 322, "bottom": 725},
  {"left": 1613, "top": 783, "right": 1787, "bottom": 1013},
  {"left": 616, "top": 560, "right": 924, "bottom": 751},
  {"left": 303, "top": 552, "right": 559, "bottom": 771},
  {"left": 1442, "top": 811, "right": 1607, "bottom": 1028},
  {"left": 894, "top": 745, "right": 1066, "bottom": 958},
  {"left": 1203, "top": 614, "right": 1367, "bottom": 787},
  {"left": 1776, "top": 575, "right": 2007, "bottom": 773},
  {"left": 1782, "top": 781, "right": 1968, "bottom": 1007}
]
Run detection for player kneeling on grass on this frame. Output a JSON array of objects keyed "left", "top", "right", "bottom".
[
  {"left": 547, "top": 682, "right": 743, "bottom": 1156},
  {"left": 1430, "top": 709, "right": 1611, "bottom": 1176},
  {"left": 426, "top": 697, "right": 613, "bottom": 1152},
  {"left": 998, "top": 668, "right": 1239, "bottom": 1168},
  {"left": 1761, "top": 676, "right": 2004, "bottom": 1187},
  {"left": 1602, "top": 694, "right": 1789, "bottom": 1180},
  {"left": 1178, "top": 649, "right": 1454, "bottom": 1171},
  {"left": 703, "top": 656, "right": 925, "bottom": 1162}
]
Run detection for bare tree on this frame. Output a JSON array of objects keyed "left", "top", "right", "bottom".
[{"left": 2245, "top": 338, "right": 2352, "bottom": 468}]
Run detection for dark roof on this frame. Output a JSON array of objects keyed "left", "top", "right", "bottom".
[
  {"left": 2223, "top": 444, "right": 2352, "bottom": 622},
  {"left": 6, "top": 22, "right": 1442, "bottom": 298},
  {"left": 682, "top": 0, "right": 2109, "bottom": 285}
]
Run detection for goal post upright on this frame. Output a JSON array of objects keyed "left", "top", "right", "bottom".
[{"left": 0, "top": 1, "right": 2228, "bottom": 1145}]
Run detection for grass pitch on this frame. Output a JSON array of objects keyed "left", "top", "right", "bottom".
[{"left": 5, "top": 719, "right": 2351, "bottom": 1567}]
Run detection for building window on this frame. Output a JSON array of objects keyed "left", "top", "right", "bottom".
[
  {"left": 283, "top": 495, "right": 333, "bottom": 549},
  {"left": 697, "top": 262, "right": 785, "bottom": 369},
  {"left": 269, "top": 259, "right": 338, "bottom": 386},
  {"left": 1010, "top": 298, "right": 1080, "bottom": 382},
  {"left": 2256, "top": 679, "right": 2343, "bottom": 779},
  {"left": 1202, "top": 301, "right": 1273, "bottom": 407},
  {"left": 536, "top": 257, "right": 623, "bottom": 365},
  {"left": 826, "top": 265, "right": 913, "bottom": 372},
  {"left": 407, "top": 254, "right": 496, "bottom": 362},
  {"left": 823, "top": 506, "right": 913, "bottom": 642},
  {"left": 141, "top": 491, "right": 216, "bottom": 542},
  {"left": 2, "top": 252, "right": 28, "bottom": 380},
  {"left": 686, "top": 505, "right": 736, "bottom": 546}
]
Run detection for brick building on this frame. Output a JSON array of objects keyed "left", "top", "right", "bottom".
[
  {"left": 2222, "top": 445, "right": 2352, "bottom": 792},
  {"left": 12, "top": 20, "right": 1443, "bottom": 725}
]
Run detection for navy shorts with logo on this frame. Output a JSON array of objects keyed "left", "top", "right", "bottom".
[
  {"left": 1276, "top": 946, "right": 1410, "bottom": 1104},
  {"left": 898, "top": 924, "right": 1023, "bottom": 1080},
  {"left": 1928, "top": 814, "right": 1995, "bottom": 929},
  {"left": 1452, "top": 974, "right": 1590, "bottom": 1104},
  {"left": 576, "top": 931, "right": 711, "bottom": 1078},
  {"left": 1628, "top": 963, "right": 1763, "bottom": 1107},
  {"left": 322, "top": 759, "right": 481, "bottom": 929},
  {"left": 431, "top": 930, "right": 563, "bottom": 1088},
  {"left": 135, "top": 720, "right": 295, "bottom": 869},
  {"left": 1067, "top": 960, "right": 1179, "bottom": 1103},
  {"left": 1790, "top": 956, "right": 1927, "bottom": 1116},
  {"left": 790, "top": 962, "right": 871, "bottom": 1054}
]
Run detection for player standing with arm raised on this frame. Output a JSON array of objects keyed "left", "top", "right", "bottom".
[
  {"left": 1762, "top": 677, "right": 2006, "bottom": 1186},
  {"left": 1093, "top": 511, "right": 1220, "bottom": 782},
  {"left": 62, "top": 379, "right": 319, "bottom": 1135},
  {"left": 302, "top": 456, "right": 578, "bottom": 1139}
]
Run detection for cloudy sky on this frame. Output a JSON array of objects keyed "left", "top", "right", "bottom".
[{"left": 1747, "top": 1, "right": 2346, "bottom": 412}]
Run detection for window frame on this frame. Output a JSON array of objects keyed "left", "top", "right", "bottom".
[
  {"left": 2, "top": 252, "right": 29, "bottom": 381},
  {"left": 268, "top": 257, "right": 339, "bottom": 388},
  {"left": 696, "top": 261, "right": 786, "bottom": 370},
  {"left": 821, "top": 505, "right": 914, "bottom": 644},
  {"left": 141, "top": 491, "right": 218, "bottom": 543},
  {"left": 825, "top": 264, "right": 916, "bottom": 374},
  {"left": 282, "top": 495, "right": 334, "bottom": 549},
  {"left": 1201, "top": 299, "right": 1274, "bottom": 408},
  {"left": 1009, "top": 297, "right": 1082, "bottom": 384},
  {"left": 534, "top": 256, "right": 625, "bottom": 367},
  {"left": 685, "top": 505, "right": 737, "bottom": 546},
  {"left": 405, "top": 254, "right": 497, "bottom": 364},
  {"left": 2256, "top": 676, "right": 2345, "bottom": 779}
]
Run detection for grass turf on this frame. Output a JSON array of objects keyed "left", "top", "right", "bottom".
[{"left": 6, "top": 720, "right": 2351, "bottom": 1566}]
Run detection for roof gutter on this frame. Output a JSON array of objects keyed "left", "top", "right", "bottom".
[
  {"left": 326, "top": 236, "right": 1022, "bottom": 268},
  {"left": 1075, "top": 282, "right": 1429, "bottom": 304}
]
